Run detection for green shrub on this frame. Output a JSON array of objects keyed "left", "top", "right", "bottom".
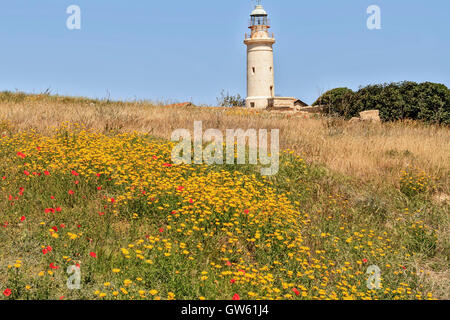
[
  {"left": 315, "top": 82, "right": 450, "bottom": 124},
  {"left": 216, "top": 90, "right": 245, "bottom": 108},
  {"left": 313, "top": 88, "right": 355, "bottom": 118}
]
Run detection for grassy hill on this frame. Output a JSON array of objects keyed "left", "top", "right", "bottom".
[{"left": 0, "top": 92, "right": 448, "bottom": 300}]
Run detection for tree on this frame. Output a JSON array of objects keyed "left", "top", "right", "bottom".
[{"left": 313, "top": 87, "right": 355, "bottom": 118}]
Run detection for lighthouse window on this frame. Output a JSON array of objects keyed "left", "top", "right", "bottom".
[
  {"left": 252, "top": 67, "right": 255, "bottom": 74},
  {"left": 270, "top": 67, "right": 272, "bottom": 72}
]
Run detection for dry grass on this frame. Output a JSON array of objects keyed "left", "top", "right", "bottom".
[{"left": 1, "top": 95, "right": 448, "bottom": 191}]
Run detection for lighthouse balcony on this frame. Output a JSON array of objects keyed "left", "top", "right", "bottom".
[{"left": 245, "top": 32, "right": 275, "bottom": 41}]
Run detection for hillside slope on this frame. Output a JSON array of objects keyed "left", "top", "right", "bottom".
[{"left": 0, "top": 92, "right": 448, "bottom": 300}]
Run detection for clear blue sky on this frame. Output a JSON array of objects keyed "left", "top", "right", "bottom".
[{"left": 0, "top": 0, "right": 449, "bottom": 105}]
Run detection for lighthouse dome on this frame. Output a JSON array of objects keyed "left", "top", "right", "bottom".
[{"left": 251, "top": 5, "right": 267, "bottom": 16}]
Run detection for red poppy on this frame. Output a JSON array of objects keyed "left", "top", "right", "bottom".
[
  {"left": 71, "top": 170, "right": 80, "bottom": 176},
  {"left": 89, "top": 252, "right": 97, "bottom": 258},
  {"left": 68, "top": 190, "right": 75, "bottom": 195},
  {"left": 3, "top": 288, "right": 12, "bottom": 297},
  {"left": 96, "top": 173, "right": 101, "bottom": 177},
  {"left": 59, "top": 296, "right": 64, "bottom": 300},
  {"left": 171, "top": 210, "right": 176, "bottom": 215},
  {"left": 232, "top": 294, "right": 240, "bottom": 300},
  {"left": 20, "top": 216, "right": 26, "bottom": 222},
  {"left": 163, "top": 163, "right": 173, "bottom": 167},
  {"left": 42, "top": 246, "right": 52, "bottom": 255},
  {"left": 98, "top": 212, "right": 105, "bottom": 216},
  {"left": 60, "top": 224, "right": 65, "bottom": 228},
  {"left": 97, "top": 186, "right": 102, "bottom": 190},
  {"left": 16, "top": 152, "right": 26, "bottom": 158},
  {"left": 230, "top": 279, "right": 236, "bottom": 284},
  {"left": 362, "top": 258, "right": 368, "bottom": 263},
  {"left": 244, "top": 209, "right": 249, "bottom": 214},
  {"left": 292, "top": 288, "right": 300, "bottom": 296},
  {"left": 55, "top": 207, "right": 62, "bottom": 212},
  {"left": 8, "top": 195, "right": 13, "bottom": 201},
  {"left": 226, "top": 261, "right": 232, "bottom": 266},
  {"left": 177, "top": 186, "right": 184, "bottom": 191},
  {"left": 2, "top": 176, "right": 6, "bottom": 180},
  {"left": 51, "top": 226, "right": 58, "bottom": 232},
  {"left": 159, "top": 227, "right": 164, "bottom": 233},
  {"left": 50, "top": 196, "right": 55, "bottom": 199},
  {"left": 23, "top": 170, "right": 30, "bottom": 176},
  {"left": 44, "top": 170, "right": 50, "bottom": 176},
  {"left": 110, "top": 198, "right": 115, "bottom": 203},
  {"left": 74, "top": 180, "right": 79, "bottom": 185},
  {"left": 49, "top": 263, "right": 59, "bottom": 270},
  {"left": 189, "top": 199, "right": 194, "bottom": 204}
]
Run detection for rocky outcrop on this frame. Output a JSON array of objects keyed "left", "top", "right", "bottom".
[
  {"left": 349, "top": 110, "right": 381, "bottom": 123},
  {"left": 359, "top": 110, "right": 381, "bottom": 122}
]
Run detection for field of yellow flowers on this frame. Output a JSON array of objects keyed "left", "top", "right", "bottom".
[{"left": 0, "top": 120, "right": 444, "bottom": 300}]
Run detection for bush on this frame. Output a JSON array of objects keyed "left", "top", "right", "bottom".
[
  {"left": 313, "top": 88, "right": 355, "bottom": 118},
  {"left": 216, "top": 90, "right": 245, "bottom": 108},
  {"left": 416, "top": 82, "right": 449, "bottom": 124},
  {"left": 314, "top": 82, "right": 450, "bottom": 124}
]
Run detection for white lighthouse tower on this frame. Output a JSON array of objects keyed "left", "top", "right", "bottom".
[
  {"left": 244, "top": 2, "right": 298, "bottom": 110},
  {"left": 244, "top": 2, "right": 275, "bottom": 109}
]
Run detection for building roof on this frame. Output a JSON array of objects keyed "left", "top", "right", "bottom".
[
  {"left": 251, "top": 5, "right": 267, "bottom": 16},
  {"left": 294, "top": 99, "right": 309, "bottom": 107}
]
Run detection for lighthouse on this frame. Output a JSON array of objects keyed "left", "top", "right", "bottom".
[
  {"left": 244, "top": 2, "right": 298, "bottom": 110},
  {"left": 244, "top": 3, "right": 275, "bottom": 109}
]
